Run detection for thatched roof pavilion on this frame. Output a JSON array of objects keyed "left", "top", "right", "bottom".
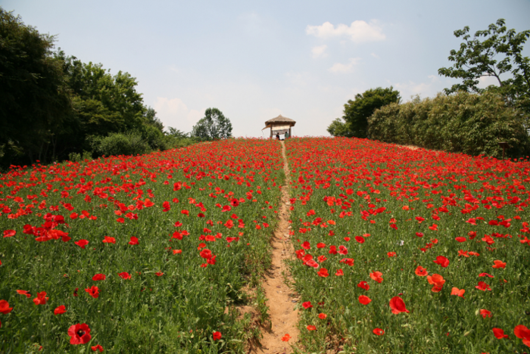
[{"left": 262, "top": 115, "right": 296, "bottom": 138}]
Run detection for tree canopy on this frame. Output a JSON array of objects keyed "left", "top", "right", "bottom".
[
  {"left": 0, "top": 9, "right": 70, "bottom": 164},
  {"left": 438, "top": 18, "right": 530, "bottom": 115},
  {"left": 191, "top": 108, "right": 233, "bottom": 141},
  {"left": 328, "top": 87, "right": 401, "bottom": 138}
]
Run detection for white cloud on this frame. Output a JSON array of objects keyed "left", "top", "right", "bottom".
[
  {"left": 477, "top": 75, "right": 500, "bottom": 88},
  {"left": 370, "top": 52, "right": 380, "bottom": 59},
  {"left": 329, "top": 58, "right": 361, "bottom": 74},
  {"left": 153, "top": 97, "right": 203, "bottom": 132},
  {"left": 311, "top": 45, "right": 328, "bottom": 58},
  {"left": 306, "top": 20, "right": 385, "bottom": 43}
]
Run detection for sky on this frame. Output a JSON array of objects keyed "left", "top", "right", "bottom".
[{"left": 3, "top": 0, "right": 530, "bottom": 137}]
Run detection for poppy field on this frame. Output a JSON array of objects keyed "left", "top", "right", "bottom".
[
  {"left": 286, "top": 138, "right": 530, "bottom": 353},
  {"left": 0, "top": 139, "right": 285, "bottom": 353}
]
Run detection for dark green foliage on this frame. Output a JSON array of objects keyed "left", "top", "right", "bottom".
[
  {"left": 368, "top": 91, "right": 530, "bottom": 158},
  {"left": 191, "top": 108, "right": 233, "bottom": 141},
  {"left": 89, "top": 132, "right": 150, "bottom": 157},
  {"left": 0, "top": 8, "right": 71, "bottom": 165},
  {"left": 438, "top": 19, "right": 530, "bottom": 118},
  {"left": 329, "top": 87, "right": 401, "bottom": 138}
]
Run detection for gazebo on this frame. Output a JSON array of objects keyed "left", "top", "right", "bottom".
[{"left": 262, "top": 115, "right": 296, "bottom": 138}]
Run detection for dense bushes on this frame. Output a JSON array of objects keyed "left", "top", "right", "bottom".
[{"left": 368, "top": 91, "right": 530, "bottom": 158}]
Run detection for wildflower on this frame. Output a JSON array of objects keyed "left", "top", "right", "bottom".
[{"left": 68, "top": 323, "right": 91, "bottom": 344}]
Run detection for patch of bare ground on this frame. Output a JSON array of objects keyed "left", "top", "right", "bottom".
[{"left": 246, "top": 140, "right": 300, "bottom": 354}]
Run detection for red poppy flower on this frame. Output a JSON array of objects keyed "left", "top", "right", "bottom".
[
  {"left": 102, "top": 236, "right": 115, "bottom": 244},
  {"left": 433, "top": 256, "right": 449, "bottom": 268},
  {"left": 492, "top": 260, "right": 506, "bottom": 269},
  {"left": 479, "top": 273, "right": 494, "bottom": 278},
  {"left": 73, "top": 287, "right": 78, "bottom": 297},
  {"left": 339, "top": 258, "right": 354, "bottom": 266},
  {"left": 416, "top": 232, "right": 424, "bottom": 237},
  {"left": 317, "top": 268, "right": 329, "bottom": 277},
  {"left": 85, "top": 286, "right": 99, "bottom": 298},
  {"left": 91, "top": 344, "right": 104, "bottom": 352},
  {"left": 74, "top": 239, "right": 89, "bottom": 249},
  {"left": 455, "top": 237, "right": 467, "bottom": 242},
  {"left": 389, "top": 296, "right": 409, "bottom": 314},
  {"left": 162, "top": 201, "right": 171, "bottom": 212},
  {"left": 355, "top": 236, "right": 365, "bottom": 244},
  {"left": 200, "top": 249, "right": 212, "bottom": 259},
  {"left": 16, "top": 290, "right": 31, "bottom": 298},
  {"left": 492, "top": 328, "right": 509, "bottom": 339},
  {"left": 427, "top": 274, "right": 445, "bottom": 292},
  {"left": 479, "top": 309, "right": 491, "bottom": 318},
  {"left": 301, "top": 241, "right": 311, "bottom": 250},
  {"left": 387, "top": 252, "right": 396, "bottom": 257},
  {"left": 307, "top": 325, "right": 316, "bottom": 331},
  {"left": 92, "top": 274, "right": 106, "bottom": 281},
  {"left": 318, "top": 313, "right": 327, "bottom": 319},
  {"left": 116, "top": 217, "right": 125, "bottom": 223},
  {"left": 302, "top": 301, "right": 312, "bottom": 309},
  {"left": 514, "top": 325, "right": 530, "bottom": 347},
  {"left": 54, "top": 305, "right": 66, "bottom": 315},
  {"left": 316, "top": 242, "right": 326, "bottom": 248},
  {"left": 450, "top": 287, "right": 465, "bottom": 298},
  {"left": 373, "top": 328, "right": 384, "bottom": 335},
  {"left": 212, "top": 331, "right": 222, "bottom": 341},
  {"left": 370, "top": 271, "right": 383, "bottom": 283},
  {"left": 335, "top": 269, "right": 344, "bottom": 276},
  {"left": 415, "top": 266, "right": 428, "bottom": 276},
  {"left": 68, "top": 323, "right": 91, "bottom": 344},
  {"left": 3, "top": 230, "right": 16, "bottom": 238},
  {"left": 118, "top": 272, "right": 131, "bottom": 279},
  {"left": 155, "top": 272, "right": 164, "bottom": 277},
  {"left": 475, "top": 281, "right": 491, "bottom": 291},
  {"left": 281, "top": 333, "right": 291, "bottom": 342},
  {"left": 128, "top": 236, "right": 139, "bottom": 245},
  {"left": 0, "top": 300, "right": 13, "bottom": 314},
  {"left": 33, "top": 291, "right": 48, "bottom": 305},
  {"left": 359, "top": 295, "right": 371, "bottom": 305},
  {"left": 357, "top": 281, "right": 370, "bottom": 291}
]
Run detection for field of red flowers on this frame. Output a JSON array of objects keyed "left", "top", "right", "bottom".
[
  {"left": 0, "top": 139, "right": 284, "bottom": 353},
  {"left": 286, "top": 138, "right": 530, "bottom": 353}
]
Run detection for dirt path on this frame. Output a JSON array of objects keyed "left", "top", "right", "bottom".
[{"left": 250, "top": 141, "right": 299, "bottom": 354}]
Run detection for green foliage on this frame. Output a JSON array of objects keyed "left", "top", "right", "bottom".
[
  {"left": 368, "top": 91, "right": 530, "bottom": 158},
  {"left": 0, "top": 8, "right": 71, "bottom": 165},
  {"left": 191, "top": 108, "right": 233, "bottom": 141},
  {"left": 327, "top": 118, "right": 353, "bottom": 137},
  {"left": 438, "top": 19, "right": 530, "bottom": 117},
  {"left": 333, "top": 87, "right": 401, "bottom": 138},
  {"left": 89, "top": 132, "right": 151, "bottom": 157}
]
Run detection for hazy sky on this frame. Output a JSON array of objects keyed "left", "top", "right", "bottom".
[{"left": 3, "top": 0, "right": 530, "bottom": 137}]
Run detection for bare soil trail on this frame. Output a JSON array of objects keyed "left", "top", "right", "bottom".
[{"left": 250, "top": 141, "right": 300, "bottom": 354}]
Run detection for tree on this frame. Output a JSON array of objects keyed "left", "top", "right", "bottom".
[
  {"left": 0, "top": 8, "right": 71, "bottom": 165},
  {"left": 438, "top": 19, "right": 530, "bottom": 114},
  {"left": 191, "top": 108, "right": 232, "bottom": 140},
  {"left": 327, "top": 118, "right": 353, "bottom": 137},
  {"left": 328, "top": 87, "right": 401, "bottom": 138}
]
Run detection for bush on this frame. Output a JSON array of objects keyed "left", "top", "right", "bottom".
[
  {"left": 368, "top": 91, "right": 530, "bottom": 158},
  {"left": 90, "top": 132, "right": 150, "bottom": 157}
]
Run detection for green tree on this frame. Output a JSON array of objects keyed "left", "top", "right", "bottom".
[
  {"left": 329, "top": 87, "right": 401, "bottom": 138},
  {"left": 191, "top": 108, "right": 232, "bottom": 140},
  {"left": 0, "top": 8, "right": 71, "bottom": 165},
  {"left": 438, "top": 19, "right": 530, "bottom": 115},
  {"left": 327, "top": 118, "right": 353, "bottom": 137}
]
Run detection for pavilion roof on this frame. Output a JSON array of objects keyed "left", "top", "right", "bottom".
[{"left": 264, "top": 115, "right": 296, "bottom": 126}]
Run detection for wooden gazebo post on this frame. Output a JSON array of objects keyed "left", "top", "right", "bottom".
[{"left": 262, "top": 115, "right": 296, "bottom": 139}]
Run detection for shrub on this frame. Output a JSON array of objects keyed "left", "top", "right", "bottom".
[
  {"left": 90, "top": 132, "right": 150, "bottom": 157},
  {"left": 368, "top": 91, "right": 530, "bottom": 158}
]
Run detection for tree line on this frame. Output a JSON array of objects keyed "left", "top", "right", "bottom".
[
  {"left": 328, "top": 19, "right": 530, "bottom": 158},
  {"left": 0, "top": 8, "right": 232, "bottom": 169}
]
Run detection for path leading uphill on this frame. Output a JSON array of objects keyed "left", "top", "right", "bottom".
[{"left": 250, "top": 141, "right": 300, "bottom": 354}]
